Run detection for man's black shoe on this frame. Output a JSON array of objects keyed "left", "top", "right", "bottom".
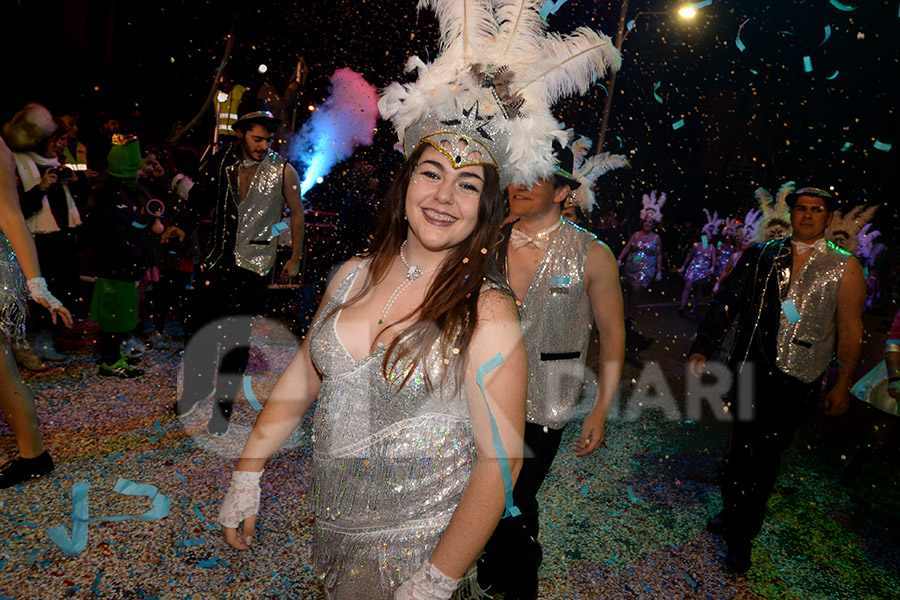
[
  {"left": 725, "top": 541, "right": 752, "bottom": 573},
  {"left": 0, "top": 451, "right": 54, "bottom": 488},
  {"left": 706, "top": 512, "right": 725, "bottom": 536}
]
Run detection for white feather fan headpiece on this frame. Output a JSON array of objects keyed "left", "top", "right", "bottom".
[
  {"left": 753, "top": 183, "right": 793, "bottom": 242},
  {"left": 564, "top": 134, "right": 629, "bottom": 211},
  {"left": 742, "top": 208, "right": 763, "bottom": 246},
  {"left": 856, "top": 223, "right": 884, "bottom": 267},
  {"left": 826, "top": 205, "right": 877, "bottom": 253},
  {"left": 378, "top": 0, "right": 621, "bottom": 189},
  {"left": 701, "top": 209, "right": 724, "bottom": 237},
  {"left": 723, "top": 217, "right": 741, "bottom": 238},
  {"left": 639, "top": 190, "right": 666, "bottom": 223}
]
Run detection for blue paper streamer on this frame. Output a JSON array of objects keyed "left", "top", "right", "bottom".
[
  {"left": 692, "top": 0, "right": 712, "bottom": 8},
  {"left": 97, "top": 479, "right": 171, "bottom": 522},
  {"left": 735, "top": 30, "right": 746, "bottom": 52},
  {"left": 549, "top": 276, "right": 570, "bottom": 286},
  {"left": 174, "top": 472, "right": 186, "bottom": 484},
  {"left": 539, "top": 0, "right": 568, "bottom": 21},
  {"left": 829, "top": 0, "right": 858, "bottom": 11},
  {"left": 626, "top": 19, "right": 636, "bottom": 31},
  {"left": 803, "top": 56, "right": 813, "bottom": 73},
  {"left": 781, "top": 299, "right": 801, "bottom": 323},
  {"left": 243, "top": 375, "right": 264, "bottom": 410},
  {"left": 46, "top": 481, "right": 91, "bottom": 555},
  {"left": 840, "top": 142, "right": 852, "bottom": 151},
  {"left": 826, "top": 70, "right": 840, "bottom": 80},
  {"left": 672, "top": 119, "right": 685, "bottom": 130},
  {"left": 270, "top": 222, "right": 289, "bottom": 238},
  {"left": 819, "top": 25, "right": 832, "bottom": 47},
  {"left": 476, "top": 353, "right": 520, "bottom": 519},
  {"left": 595, "top": 83, "right": 608, "bottom": 96},
  {"left": 874, "top": 140, "right": 892, "bottom": 152},
  {"left": 652, "top": 81, "right": 664, "bottom": 104},
  {"left": 701, "top": 235, "right": 708, "bottom": 249},
  {"left": 147, "top": 431, "right": 165, "bottom": 444}
]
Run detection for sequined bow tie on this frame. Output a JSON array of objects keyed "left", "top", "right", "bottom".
[{"left": 510, "top": 220, "right": 562, "bottom": 250}]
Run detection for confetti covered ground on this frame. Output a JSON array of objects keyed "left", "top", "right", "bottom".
[{"left": 1, "top": 295, "right": 898, "bottom": 599}]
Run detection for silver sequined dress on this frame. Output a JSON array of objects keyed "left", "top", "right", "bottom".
[
  {"left": 684, "top": 242, "right": 715, "bottom": 284},
  {"left": 622, "top": 233, "right": 659, "bottom": 288},
  {"left": 308, "top": 261, "right": 475, "bottom": 599},
  {"left": 0, "top": 229, "right": 27, "bottom": 342}
]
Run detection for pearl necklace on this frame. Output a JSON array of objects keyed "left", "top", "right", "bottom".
[{"left": 379, "top": 240, "right": 439, "bottom": 325}]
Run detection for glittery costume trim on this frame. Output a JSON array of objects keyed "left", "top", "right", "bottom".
[{"left": 0, "top": 230, "right": 27, "bottom": 343}]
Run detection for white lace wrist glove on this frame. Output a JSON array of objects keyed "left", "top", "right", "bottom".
[
  {"left": 27, "top": 277, "right": 63, "bottom": 310},
  {"left": 218, "top": 470, "right": 263, "bottom": 528},
  {"left": 394, "top": 561, "right": 461, "bottom": 600}
]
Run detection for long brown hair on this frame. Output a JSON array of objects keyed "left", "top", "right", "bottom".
[{"left": 334, "top": 142, "right": 510, "bottom": 390}]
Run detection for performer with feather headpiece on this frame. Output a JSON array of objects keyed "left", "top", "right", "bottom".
[
  {"left": 678, "top": 209, "right": 721, "bottom": 314},
  {"left": 219, "top": 1, "right": 620, "bottom": 598},
  {"left": 487, "top": 123, "right": 626, "bottom": 595},
  {"left": 617, "top": 190, "right": 665, "bottom": 325}
]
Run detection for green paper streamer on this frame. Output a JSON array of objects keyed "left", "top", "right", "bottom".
[
  {"left": 826, "top": 70, "right": 840, "bottom": 80},
  {"left": 874, "top": 140, "right": 892, "bottom": 152},
  {"left": 829, "top": 0, "right": 858, "bottom": 11},
  {"left": 840, "top": 142, "right": 852, "bottom": 151},
  {"left": 672, "top": 119, "right": 685, "bottom": 130},
  {"left": 652, "top": 82, "right": 664, "bottom": 104},
  {"left": 819, "top": 25, "right": 832, "bottom": 47},
  {"left": 803, "top": 56, "right": 813, "bottom": 72}
]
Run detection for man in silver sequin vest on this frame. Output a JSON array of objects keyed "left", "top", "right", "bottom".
[
  {"left": 164, "top": 99, "right": 304, "bottom": 436},
  {"left": 478, "top": 143, "right": 625, "bottom": 599},
  {"left": 688, "top": 177, "right": 866, "bottom": 573}
]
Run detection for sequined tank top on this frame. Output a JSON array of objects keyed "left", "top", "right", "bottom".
[
  {"left": 519, "top": 220, "right": 597, "bottom": 429},
  {"left": 307, "top": 261, "right": 475, "bottom": 598}
]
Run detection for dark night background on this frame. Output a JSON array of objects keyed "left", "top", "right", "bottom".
[{"left": 3, "top": 0, "right": 898, "bottom": 234}]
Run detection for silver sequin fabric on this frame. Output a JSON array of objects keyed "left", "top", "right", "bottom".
[
  {"left": 621, "top": 234, "right": 659, "bottom": 288},
  {"left": 0, "top": 229, "right": 27, "bottom": 343},
  {"left": 714, "top": 244, "right": 734, "bottom": 278},
  {"left": 231, "top": 150, "right": 286, "bottom": 275},
  {"left": 519, "top": 220, "right": 596, "bottom": 429},
  {"left": 307, "top": 262, "right": 475, "bottom": 599},
  {"left": 684, "top": 243, "right": 715, "bottom": 284},
  {"left": 776, "top": 240, "right": 850, "bottom": 382}
]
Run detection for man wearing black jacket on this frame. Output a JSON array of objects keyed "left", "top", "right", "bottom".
[{"left": 688, "top": 178, "right": 865, "bottom": 572}]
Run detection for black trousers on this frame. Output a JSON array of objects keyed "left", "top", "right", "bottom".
[
  {"left": 477, "top": 421, "right": 565, "bottom": 600},
  {"left": 720, "top": 364, "right": 822, "bottom": 547},
  {"left": 181, "top": 262, "right": 268, "bottom": 405}
]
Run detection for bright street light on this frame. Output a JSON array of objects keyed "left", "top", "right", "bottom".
[{"left": 678, "top": 6, "right": 697, "bottom": 19}]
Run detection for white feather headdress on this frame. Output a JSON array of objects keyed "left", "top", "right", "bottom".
[
  {"left": 826, "top": 205, "right": 877, "bottom": 253},
  {"left": 742, "top": 208, "right": 763, "bottom": 246},
  {"left": 639, "top": 190, "right": 666, "bottom": 223},
  {"left": 565, "top": 134, "right": 629, "bottom": 211},
  {"left": 378, "top": 0, "right": 621, "bottom": 188},
  {"left": 856, "top": 223, "right": 884, "bottom": 267},
  {"left": 701, "top": 209, "right": 724, "bottom": 237},
  {"left": 723, "top": 217, "right": 741, "bottom": 238},
  {"left": 753, "top": 184, "right": 793, "bottom": 242}
]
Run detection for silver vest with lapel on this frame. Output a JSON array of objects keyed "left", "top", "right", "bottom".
[
  {"left": 233, "top": 150, "right": 286, "bottom": 275},
  {"left": 518, "top": 220, "right": 596, "bottom": 429},
  {"left": 776, "top": 239, "right": 850, "bottom": 382}
]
